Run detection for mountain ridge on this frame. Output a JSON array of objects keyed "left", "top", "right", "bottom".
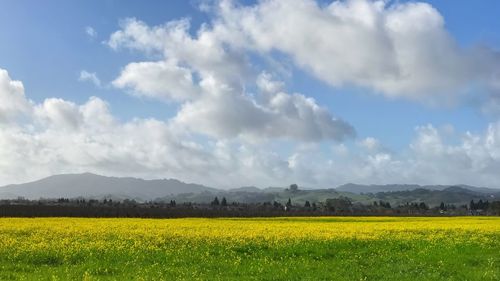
[
  {"left": 1, "top": 173, "right": 499, "bottom": 205},
  {"left": 335, "top": 183, "right": 499, "bottom": 194},
  {"left": 0, "top": 173, "right": 217, "bottom": 201}
]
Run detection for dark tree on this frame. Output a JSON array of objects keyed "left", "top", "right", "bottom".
[
  {"left": 419, "top": 202, "right": 428, "bottom": 210},
  {"left": 273, "top": 201, "right": 282, "bottom": 209},
  {"left": 286, "top": 198, "right": 292, "bottom": 208},
  {"left": 289, "top": 184, "right": 299, "bottom": 193},
  {"left": 326, "top": 197, "right": 352, "bottom": 212},
  {"left": 211, "top": 197, "right": 220, "bottom": 206},
  {"left": 221, "top": 197, "right": 227, "bottom": 206},
  {"left": 490, "top": 201, "right": 500, "bottom": 215},
  {"left": 477, "top": 199, "right": 484, "bottom": 210},
  {"left": 439, "top": 202, "right": 445, "bottom": 211},
  {"left": 378, "top": 201, "right": 391, "bottom": 208},
  {"left": 304, "top": 200, "right": 311, "bottom": 208}
]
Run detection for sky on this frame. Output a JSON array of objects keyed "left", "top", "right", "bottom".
[{"left": 1, "top": 0, "right": 500, "bottom": 189}]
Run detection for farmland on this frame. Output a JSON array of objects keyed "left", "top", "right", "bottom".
[{"left": 0, "top": 217, "right": 498, "bottom": 280}]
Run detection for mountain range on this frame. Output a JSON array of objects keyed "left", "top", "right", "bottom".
[
  {"left": 336, "top": 183, "right": 499, "bottom": 194},
  {"left": 1, "top": 173, "right": 499, "bottom": 206},
  {"left": 0, "top": 173, "right": 216, "bottom": 201}
]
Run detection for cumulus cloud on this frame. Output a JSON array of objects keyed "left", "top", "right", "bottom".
[
  {"left": 4, "top": 66, "right": 500, "bottom": 188},
  {"left": 34, "top": 98, "right": 82, "bottom": 130},
  {"left": 405, "top": 124, "right": 500, "bottom": 185},
  {"left": 113, "top": 60, "right": 199, "bottom": 101},
  {"left": 0, "top": 69, "right": 32, "bottom": 123},
  {"left": 108, "top": 18, "right": 170, "bottom": 53},
  {"left": 0, "top": 68, "right": 292, "bottom": 187},
  {"left": 108, "top": 18, "right": 248, "bottom": 86},
  {"left": 276, "top": 123, "right": 500, "bottom": 188},
  {"left": 214, "top": 0, "right": 500, "bottom": 104},
  {"left": 78, "top": 70, "right": 101, "bottom": 87},
  {"left": 107, "top": 17, "right": 354, "bottom": 142},
  {"left": 173, "top": 75, "right": 355, "bottom": 141},
  {"left": 110, "top": 0, "right": 499, "bottom": 141},
  {"left": 0, "top": 68, "right": 213, "bottom": 185}
]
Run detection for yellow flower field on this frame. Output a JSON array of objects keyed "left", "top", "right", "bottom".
[{"left": 0, "top": 217, "right": 498, "bottom": 280}]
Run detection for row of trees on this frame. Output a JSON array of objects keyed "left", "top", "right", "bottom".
[
  {"left": 469, "top": 199, "right": 490, "bottom": 211},
  {"left": 1, "top": 196, "right": 499, "bottom": 217}
]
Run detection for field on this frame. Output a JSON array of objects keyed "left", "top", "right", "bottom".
[{"left": 0, "top": 217, "right": 498, "bottom": 280}]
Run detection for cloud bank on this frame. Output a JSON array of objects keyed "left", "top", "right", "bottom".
[{"left": 3, "top": 67, "right": 500, "bottom": 188}]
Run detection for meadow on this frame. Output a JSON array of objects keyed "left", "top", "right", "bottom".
[{"left": 0, "top": 217, "right": 498, "bottom": 280}]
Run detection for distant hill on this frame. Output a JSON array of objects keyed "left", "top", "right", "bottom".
[
  {"left": 1, "top": 174, "right": 499, "bottom": 206},
  {"left": 155, "top": 188, "right": 371, "bottom": 205},
  {"left": 336, "top": 183, "right": 499, "bottom": 194},
  {"left": 336, "top": 183, "right": 423, "bottom": 193},
  {"left": 229, "top": 186, "right": 262, "bottom": 193},
  {"left": 373, "top": 186, "right": 500, "bottom": 206},
  {"left": 0, "top": 173, "right": 217, "bottom": 201}
]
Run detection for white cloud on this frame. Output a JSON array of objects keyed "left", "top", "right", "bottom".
[
  {"left": 358, "top": 137, "right": 382, "bottom": 152},
  {"left": 256, "top": 71, "right": 285, "bottom": 93},
  {"left": 108, "top": 18, "right": 249, "bottom": 87},
  {"left": 113, "top": 60, "right": 199, "bottom": 101},
  {"left": 107, "top": 18, "right": 354, "bottom": 142},
  {"left": 173, "top": 75, "right": 355, "bottom": 142},
  {"left": 4, "top": 64, "right": 500, "bottom": 188},
  {"left": 405, "top": 124, "right": 500, "bottom": 185},
  {"left": 85, "top": 26, "right": 97, "bottom": 38},
  {"left": 214, "top": 0, "right": 500, "bottom": 104},
  {"left": 107, "top": 18, "right": 170, "bottom": 53},
  {"left": 34, "top": 98, "right": 82, "bottom": 130},
  {"left": 103, "top": 0, "right": 500, "bottom": 144},
  {"left": 0, "top": 68, "right": 212, "bottom": 185},
  {"left": 0, "top": 69, "right": 32, "bottom": 123},
  {"left": 78, "top": 70, "right": 101, "bottom": 87}
]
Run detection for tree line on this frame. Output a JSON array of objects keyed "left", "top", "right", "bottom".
[{"left": 0, "top": 196, "right": 498, "bottom": 218}]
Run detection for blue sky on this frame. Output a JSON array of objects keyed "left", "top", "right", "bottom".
[
  {"left": 1, "top": 0, "right": 500, "bottom": 188},
  {"left": 1, "top": 0, "right": 498, "bottom": 146}
]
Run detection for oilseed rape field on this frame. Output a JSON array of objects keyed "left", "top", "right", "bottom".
[{"left": 0, "top": 217, "right": 498, "bottom": 280}]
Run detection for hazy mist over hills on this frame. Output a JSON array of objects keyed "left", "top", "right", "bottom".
[
  {"left": 1, "top": 173, "right": 498, "bottom": 206},
  {"left": 336, "top": 183, "right": 499, "bottom": 194},
  {"left": 0, "top": 173, "right": 216, "bottom": 201}
]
